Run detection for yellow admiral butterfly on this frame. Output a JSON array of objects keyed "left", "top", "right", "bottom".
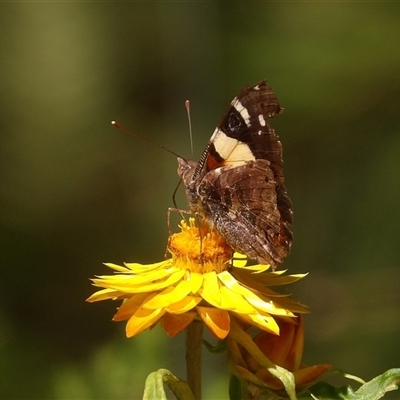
[{"left": 177, "top": 81, "right": 293, "bottom": 270}]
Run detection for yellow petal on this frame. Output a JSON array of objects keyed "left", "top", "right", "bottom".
[
  {"left": 231, "top": 252, "right": 247, "bottom": 268},
  {"left": 236, "top": 312, "right": 280, "bottom": 335},
  {"left": 86, "top": 288, "right": 126, "bottom": 302},
  {"left": 113, "top": 293, "right": 151, "bottom": 321},
  {"left": 197, "top": 306, "right": 230, "bottom": 339},
  {"left": 219, "top": 272, "right": 294, "bottom": 316},
  {"left": 103, "top": 263, "right": 131, "bottom": 272},
  {"left": 219, "top": 285, "right": 256, "bottom": 313},
  {"left": 141, "top": 286, "right": 175, "bottom": 309},
  {"left": 200, "top": 271, "right": 223, "bottom": 307},
  {"left": 129, "top": 269, "right": 186, "bottom": 293},
  {"left": 104, "top": 270, "right": 185, "bottom": 293},
  {"left": 94, "top": 266, "right": 177, "bottom": 290},
  {"left": 188, "top": 272, "right": 203, "bottom": 294},
  {"left": 231, "top": 270, "right": 289, "bottom": 297},
  {"left": 162, "top": 312, "right": 197, "bottom": 337},
  {"left": 143, "top": 279, "right": 191, "bottom": 309},
  {"left": 267, "top": 297, "right": 309, "bottom": 314},
  {"left": 123, "top": 260, "right": 171, "bottom": 273},
  {"left": 232, "top": 268, "right": 305, "bottom": 293},
  {"left": 239, "top": 264, "right": 271, "bottom": 273},
  {"left": 166, "top": 296, "right": 202, "bottom": 314},
  {"left": 125, "top": 307, "right": 166, "bottom": 337},
  {"left": 247, "top": 298, "right": 294, "bottom": 317},
  {"left": 219, "top": 273, "right": 274, "bottom": 308},
  {"left": 218, "top": 271, "right": 250, "bottom": 294}
]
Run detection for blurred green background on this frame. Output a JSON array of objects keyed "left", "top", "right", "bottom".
[{"left": 1, "top": 3, "right": 399, "bottom": 399}]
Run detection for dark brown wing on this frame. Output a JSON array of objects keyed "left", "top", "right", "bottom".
[
  {"left": 198, "top": 159, "right": 292, "bottom": 268},
  {"left": 201, "top": 81, "right": 291, "bottom": 221},
  {"left": 178, "top": 81, "right": 292, "bottom": 268}
]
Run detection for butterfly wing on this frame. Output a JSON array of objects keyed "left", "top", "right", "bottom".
[
  {"left": 198, "top": 159, "right": 292, "bottom": 267},
  {"left": 179, "top": 81, "right": 292, "bottom": 268}
]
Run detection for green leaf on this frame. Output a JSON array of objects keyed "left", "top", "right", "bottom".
[
  {"left": 268, "top": 365, "right": 297, "bottom": 400},
  {"left": 142, "top": 369, "right": 194, "bottom": 400},
  {"left": 301, "top": 368, "right": 400, "bottom": 400},
  {"left": 354, "top": 368, "right": 400, "bottom": 399},
  {"left": 143, "top": 370, "right": 167, "bottom": 400},
  {"left": 299, "top": 382, "right": 358, "bottom": 400}
]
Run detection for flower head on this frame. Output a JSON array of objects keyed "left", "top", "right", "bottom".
[
  {"left": 87, "top": 219, "right": 308, "bottom": 339},
  {"left": 227, "top": 315, "right": 332, "bottom": 397}
]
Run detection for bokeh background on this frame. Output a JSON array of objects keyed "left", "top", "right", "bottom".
[{"left": 1, "top": 3, "right": 399, "bottom": 399}]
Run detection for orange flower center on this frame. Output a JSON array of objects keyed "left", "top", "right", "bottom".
[{"left": 167, "top": 219, "right": 233, "bottom": 273}]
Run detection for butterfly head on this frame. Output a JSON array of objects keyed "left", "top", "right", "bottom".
[{"left": 177, "top": 157, "right": 202, "bottom": 210}]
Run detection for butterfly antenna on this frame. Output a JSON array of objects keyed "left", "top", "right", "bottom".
[
  {"left": 185, "top": 100, "right": 194, "bottom": 158},
  {"left": 111, "top": 120, "right": 183, "bottom": 159}
]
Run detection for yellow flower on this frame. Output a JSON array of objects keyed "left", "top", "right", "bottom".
[
  {"left": 87, "top": 219, "right": 308, "bottom": 339},
  {"left": 227, "top": 315, "right": 332, "bottom": 397}
]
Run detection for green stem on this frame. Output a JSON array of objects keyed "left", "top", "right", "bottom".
[{"left": 186, "top": 320, "right": 203, "bottom": 400}]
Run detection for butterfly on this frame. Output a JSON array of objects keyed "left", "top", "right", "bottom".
[{"left": 177, "top": 81, "right": 293, "bottom": 270}]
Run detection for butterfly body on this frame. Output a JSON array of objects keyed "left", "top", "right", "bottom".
[{"left": 177, "top": 81, "right": 292, "bottom": 270}]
